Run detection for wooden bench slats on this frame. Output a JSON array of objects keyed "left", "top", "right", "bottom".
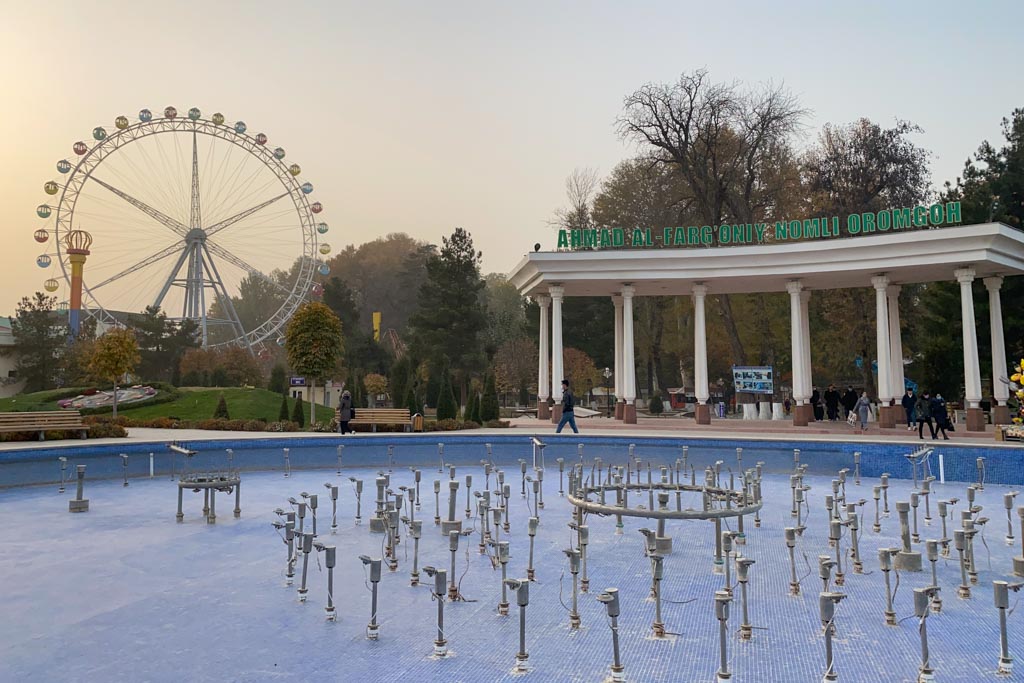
[
  {"left": 343, "top": 408, "right": 413, "bottom": 433},
  {"left": 0, "top": 410, "right": 90, "bottom": 440}
]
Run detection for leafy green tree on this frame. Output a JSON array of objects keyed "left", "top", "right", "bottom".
[
  {"left": 5, "top": 292, "right": 63, "bottom": 392},
  {"left": 483, "top": 274, "right": 526, "bottom": 359},
  {"left": 88, "top": 327, "right": 141, "bottom": 418},
  {"left": 291, "top": 395, "right": 306, "bottom": 427},
  {"left": 480, "top": 373, "right": 499, "bottom": 422},
  {"left": 285, "top": 302, "right": 344, "bottom": 429},
  {"left": 408, "top": 228, "right": 487, "bottom": 402},
  {"left": 213, "top": 393, "right": 230, "bottom": 420},
  {"left": 268, "top": 364, "right": 287, "bottom": 394},
  {"left": 435, "top": 367, "right": 457, "bottom": 421},
  {"left": 279, "top": 393, "right": 291, "bottom": 422}
]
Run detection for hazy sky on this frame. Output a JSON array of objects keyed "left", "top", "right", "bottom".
[{"left": 2, "top": 0, "right": 1022, "bottom": 316}]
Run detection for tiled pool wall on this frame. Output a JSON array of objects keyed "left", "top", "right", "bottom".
[{"left": 2, "top": 434, "right": 1021, "bottom": 488}]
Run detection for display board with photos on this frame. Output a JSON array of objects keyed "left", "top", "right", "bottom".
[{"left": 732, "top": 366, "right": 774, "bottom": 395}]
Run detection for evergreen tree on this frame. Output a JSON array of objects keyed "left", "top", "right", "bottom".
[
  {"left": 213, "top": 393, "right": 230, "bottom": 420},
  {"left": 435, "top": 368, "right": 457, "bottom": 421},
  {"left": 480, "top": 373, "right": 500, "bottom": 422},
  {"left": 648, "top": 391, "right": 664, "bottom": 414},
  {"left": 291, "top": 395, "right": 306, "bottom": 427},
  {"left": 5, "top": 292, "right": 63, "bottom": 392},
  {"left": 405, "top": 386, "right": 419, "bottom": 415},
  {"left": 268, "top": 364, "right": 287, "bottom": 394},
  {"left": 470, "top": 390, "right": 483, "bottom": 424},
  {"left": 279, "top": 393, "right": 291, "bottom": 422},
  {"left": 408, "top": 228, "right": 487, "bottom": 396}
]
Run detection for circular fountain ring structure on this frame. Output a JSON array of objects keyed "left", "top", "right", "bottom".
[{"left": 566, "top": 474, "right": 763, "bottom": 520}]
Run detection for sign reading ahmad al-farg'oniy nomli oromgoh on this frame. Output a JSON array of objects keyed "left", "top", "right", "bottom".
[{"left": 556, "top": 201, "right": 963, "bottom": 250}]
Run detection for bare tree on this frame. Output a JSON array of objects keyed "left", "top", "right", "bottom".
[
  {"left": 551, "top": 167, "right": 600, "bottom": 232},
  {"left": 616, "top": 69, "right": 806, "bottom": 364}
]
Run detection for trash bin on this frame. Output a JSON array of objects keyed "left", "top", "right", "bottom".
[{"left": 412, "top": 414, "right": 424, "bottom": 432}]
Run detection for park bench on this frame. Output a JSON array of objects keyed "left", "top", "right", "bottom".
[
  {"left": 348, "top": 408, "right": 414, "bottom": 432},
  {"left": 995, "top": 424, "right": 1024, "bottom": 442},
  {"left": 0, "top": 410, "right": 90, "bottom": 441}
]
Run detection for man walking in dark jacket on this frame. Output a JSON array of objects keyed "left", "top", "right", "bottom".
[
  {"left": 915, "top": 391, "right": 936, "bottom": 440},
  {"left": 556, "top": 379, "right": 578, "bottom": 434},
  {"left": 841, "top": 386, "right": 857, "bottom": 419},
  {"left": 901, "top": 388, "right": 916, "bottom": 431},
  {"left": 824, "top": 384, "right": 841, "bottom": 421}
]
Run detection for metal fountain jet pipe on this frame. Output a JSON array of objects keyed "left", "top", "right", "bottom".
[
  {"left": 336, "top": 444, "right": 343, "bottom": 476},
  {"left": 1003, "top": 492, "right": 1019, "bottom": 544},
  {"left": 954, "top": 530, "right": 971, "bottom": 598},
  {"left": 922, "top": 477, "right": 934, "bottom": 523},
  {"left": 312, "top": 542, "right": 336, "bottom": 620},
  {"left": 347, "top": 477, "right": 363, "bottom": 525},
  {"left": 447, "top": 530, "right": 460, "bottom": 599},
  {"left": 409, "top": 520, "right": 422, "bottom": 586},
  {"left": 853, "top": 451, "right": 861, "bottom": 485},
  {"left": 119, "top": 454, "right": 129, "bottom": 487},
  {"left": 793, "top": 448, "right": 800, "bottom": 473},
  {"left": 565, "top": 548, "right": 582, "bottom": 628},
  {"left": 715, "top": 589, "right": 732, "bottom": 682},
  {"left": 914, "top": 587, "right": 938, "bottom": 682},
  {"left": 483, "top": 461, "right": 492, "bottom": 491},
  {"left": 925, "top": 540, "right": 942, "bottom": 613},
  {"left": 977, "top": 456, "right": 986, "bottom": 490},
  {"left": 557, "top": 458, "right": 565, "bottom": 496},
  {"left": 433, "top": 480, "right": 441, "bottom": 526},
  {"left": 297, "top": 532, "right": 314, "bottom": 602},
  {"left": 795, "top": 484, "right": 805, "bottom": 534},
  {"left": 284, "top": 519, "right": 296, "bottom": 585},
  {"left": 58, "top": 456, "right": 68, "bottom": 493},
  {"left": 505, "top": 578, "right": 531, "bottom": 673},
  {"left": 527, "top": 516, "right": 539, "bottom": 580},
  {"left": 818, "top": 555, "right": 836, "bottom": 594},
  {"left": 69, "top": 464, "right": 89, "bottom": 513},
  {"left": 737, "top": 557, "right": 755, "bottom": 640},
  {"left": 519, "top": 459, "right": 528, "bottom": 496},
  {"left": 440, "top": 480, "right": 461, "bottom": 535},
  {"left": 597, "top": 588, "right": 625, "bottom": 683},
  {"left": 846, "top": 504, "right": 863, "bottom": 573},
  {"left": 785, "top": 528, "right": 800, "bottom": 595},
  {"left": 967, "top": 484, "right": 979, "bottom": 516},
  {"left": 614, "top": 473, "right": 625, "bottom": 534},
  {"left": 820, "top": 592, "right": 846, "bottom": 681},
  {"left": 465, "top": 474, "right": 473, "bottom": 519},
  {"left": 359, "top": 555, "right": 382, "bottom": 639},
  {"left": 937, "top": 500, "right": 952, "bottom": 556},
  {"left": 496, "top": 540, "right": 511, "bottom": 615},
  {"left": 448, "top": 464, "right": 456, "bottom": 481},
  {"left": 722, "top": 532, "right": 735, "bottom": 595},
  {"left": 830, "top": 520, "right": 846, "bottom": 586},
  {"left": 423, "top": 566, "right": 448, "bottom": 657},
  {"left": 650, "top": 553, "right": 667, "bottom": 638},
  {"left": 502, "top": 484, "right": 512, "bottom": 532},
  {"left": 881, "top": 473, "right": 891, "bottom": 516},
  {"left": 753, "top": 478, "right": 763, "bottom": 528},
  {"left": 437, "top": 443, "right": 444, "bottom": 473},
  {"left": 530, "top": 477, "right": 540, "bottom": 517},
  {"left": 402, "top": 486, "right": 416, "bottom": 525},
  {"left": 911, "top": 492, "right": 921, "bottom": 543},
  {"left": 577, "top": 442, "right": 584, "bottom": 465},
  {"left": 1017, "top": 507, "right": 1024, "bottom": 578},
  {"left": 873, "top": 486, "right": 883, "bottom": 532},
  {"left": 994, "top": 580, "right": 1022, "bottom": 675},
  {"left": 387, "top": 445, "right": 394, "bottom": 473},
  {"left": 283, "top": 448, "right": 291, "bottom": 478},
  {"left": 324, "top": 483, "right": 339, "bottom": 533},
  {"left": 879, "top": 547, "right": 898, "bottom": 625},
  {"left": 492, "top": 506, "right": 503, "bottom": 546},
  {"left": 413, "top": 468, "right": 422, "bottom": 510}
]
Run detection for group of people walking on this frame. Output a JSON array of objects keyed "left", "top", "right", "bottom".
[{"left": 902, "top": 388, "right": 952, "bottom": 440}]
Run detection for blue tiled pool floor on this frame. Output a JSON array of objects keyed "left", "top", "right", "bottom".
[{"left": 1, "top": 460, "right": 1021, "bottom": 682}]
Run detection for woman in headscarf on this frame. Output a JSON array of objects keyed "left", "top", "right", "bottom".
[{"left": 336, "top": 390, "right": 353, "bottom": 435}]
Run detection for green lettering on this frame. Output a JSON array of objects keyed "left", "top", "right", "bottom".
[
  {"left": 848, "top": 214, "right": 861, "bottom": 234},
  {"left": 946, "top": 201, "right": 962, "bottom": 223},
  {"left": 929, "top": 203, "right": 944, "bottom": 225},
  {"left": 774, "top": 221, "right": 788, "bottom": 240},
  {"left": 863, "top": 212, "right": 876, "bottom": 233},
  {"left": 645, "top": 228, "right": 654, "bottom": 245},
  {"left": 631, "top": 229, "right": 645, "bottom": 246},
  {"left": 755, "top": 223, "right": 767, "bottom": 242},
  {"left": 700, "top": 226, "right": 712, "bottom": 244},
  {"left": 718, "top": 226, "right": 730, "bottom": 244},
  {"left": 674, "top": 227, "right": 686, "bottom": 245},
  {"left": 803, "top": 218, "right": 820, "bottom": 239},
  {"left": 557, "top": 230, "right": 568, "bottom": 248},
  {"left": 664, "top": 228, "right": 674, "bottom": 246},
  {"left": 731, "top": 225, "right": 744, "bottom": 244},
  {"left": 789, "top": 219, "right": 802, "bottom": 239},
  {"left": 570, "top": 229, "right": 582, "bottom": 248},
  {"left": 893, "top": 208, "right": 912, "bottom": 230},
  {"left": 582, "top": 230, "right": 595, "bottom": 248},
  {"left": 876, "top": 210, "right": 891, "bottom": 231},
  {"left": 600, "top": 229, "right": 611, "bottom": 247},
  {"left": 913, "top": 206, "right": 927, "bottom": 227},
  {"left": 612, "top": 228, "right": 624, "bottom": 247}
]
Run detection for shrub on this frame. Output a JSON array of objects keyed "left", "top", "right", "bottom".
[
  {"left": 436, "top": 368, "right": 457, "bottom": 421},
  {"left": 213, "top": 394, "right": 230, "bottom": 420},
  {"left": 87, "top": 422, "right": 128, "bottom": 438},
  {"left": 278, "top": 394, "right": 290, "bottom": 422},
  {"left": 484, "top": 419, "right": 511, "bottom": 428},
  {"left": 480, "top": 373, "right": 499, "bottom": 422},
  {"left": 268, "top": 364, "right": 287, "bottom": 394},
  {"left": 291, "top": 397, "right": 305, "bottom": 427},
  {"left": 405, "top": 387, "right": 419, "bottom": 415},
  {"left": 648, "top": 392, "right": 664, "bottom": 414},
  {"left": 210, "top": 367, "right": 229, "bottom": 387}
]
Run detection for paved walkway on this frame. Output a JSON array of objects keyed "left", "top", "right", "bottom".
[{"left": 0, "top": 415, "right": 1014, "bottom": 452}]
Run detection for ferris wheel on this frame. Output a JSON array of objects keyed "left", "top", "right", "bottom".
[{"left": 33, "top": 106, "right": 332, "bottom": 352}]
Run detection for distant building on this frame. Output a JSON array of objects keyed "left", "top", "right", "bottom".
[{"left": 0, "top": 317, "right": 26, "bottom": 398}]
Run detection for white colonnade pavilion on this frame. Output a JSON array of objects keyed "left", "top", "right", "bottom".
[{"left": 509, "top": 222, "right": 1024, "bottom": 432}]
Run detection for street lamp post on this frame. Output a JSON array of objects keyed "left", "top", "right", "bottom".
[{"left": 603, "top": 367, "right": 613, "bottom": 418}]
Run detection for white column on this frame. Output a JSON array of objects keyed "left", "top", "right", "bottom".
[
  {"left": 613, "top": 295, "right": 623, "bottom": 402},
  {"left": 621, "top": 285, "right": 637, "bottom": 403},
  {"left": 693, "top": 283, "right": 709, "bottom": 405},
  {"left": 536, "top": 295, "right": 550, "bottom": 403},
  {"left": 871, "top": 275, "right": 892, "bottom": 403},
  {"left": 550, "top": 285, "right": 564, "bottom": 402},
  {"left": 887, "top": 285, "right": 905, "bottom": 396},
  {"left": 787, "top": 281, "right": 807, "bottom": 404},
  {"left": 956, "top": 268, "right": 983, "bottom": 408},
  {"left": 799, "top": 289, "right": 812, "bottom": 399},
  {"left": 985, "top": 276, "right": 1009, "bottom": 405}
]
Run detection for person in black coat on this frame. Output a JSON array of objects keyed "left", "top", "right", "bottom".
[
  {"left": 336, "top": 390, "right": 353, "bottom": 435},
  {"left": 931, "top": 393, "right": 951, "bottom": 440},
  {"left": 900, "top": 388, "right": 916, "bottom": 431},
  {"left": 915, "top": 391, "right": 936, "bottom": 440},
  {"left": 824, "top": 384, "right": 841, "bottom": 421},
  {"left": 841, "top": 386, "right": 857, "bottom": 419},
  {"left": 811, "top": 387, "right": 823, "bottom": 421}
]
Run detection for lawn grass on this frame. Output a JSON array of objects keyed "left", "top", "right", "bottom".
[
  {"left": 116, "top": 387, "right": 335, "bottom": 423},
  {"left": 0, "top": 386, "right": 334, "bottom": 423}
]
